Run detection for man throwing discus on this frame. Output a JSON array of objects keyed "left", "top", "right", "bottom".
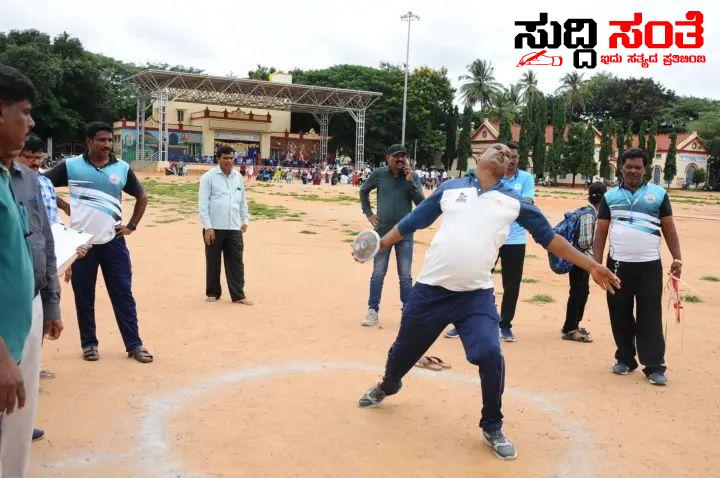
[{"left": 355, "top": 144, "right": 620, "bottom": 460}]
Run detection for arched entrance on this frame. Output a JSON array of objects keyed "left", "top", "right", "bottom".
[
  {"left": 652, "top": 165, "right": 662, "bottom": 184},
  {"left": 684, "top": 163, "right": 698, "bottom": 187}
]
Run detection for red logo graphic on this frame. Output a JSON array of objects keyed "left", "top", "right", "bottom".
[{"left": 516, "top": 50, "right": 563, "bottom": 67}]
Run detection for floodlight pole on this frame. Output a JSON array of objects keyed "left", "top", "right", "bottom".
[{"left": 400, "top": 10, "right": 419, "bottom": 146}]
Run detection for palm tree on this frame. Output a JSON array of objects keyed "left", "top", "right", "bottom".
[
  {"left": 458, "top": 59, "right": 502, "bottom": 112},
  {"left": 555, "top": 71, "right": 588, "bottom": 118},
  {"left": 488, "top": 84, "right": 523, "bottom": 122},
  {"left": 518, "top": 70, "right": 539, "bottom": 108}
]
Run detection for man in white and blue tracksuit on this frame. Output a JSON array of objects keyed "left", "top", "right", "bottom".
[
  {"left": 447, "top": 141, "right": 534, "bottom": 340},
  {"left": 357, "top": 144, "right": 621, "bottom": 461},
  {"left": 45, "top": 122, "right": 153, "bottom": 363}
]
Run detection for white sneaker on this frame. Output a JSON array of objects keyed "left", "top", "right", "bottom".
[{"left": 362, "top": 309, "right": 379, "bottom": 326}]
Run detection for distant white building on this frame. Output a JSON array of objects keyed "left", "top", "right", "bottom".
[{"left": 468, "top": 119, "right": 709, "bottom": 189}]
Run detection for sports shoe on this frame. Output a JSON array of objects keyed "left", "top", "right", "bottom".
[
  {"left": 647, "top": 371, "right": 668, "bottom": 386},
  {"left": 358, "top": 383, "right": 387, "bottom": 407},
  {"left": 482, "top": 429, "right": 517, "bottom": 460},
  {"left": 32, "top": 428, "right": 45, "bottom": 442},
  {"left": 362, "top": 309, "right": 379, "bottom": 326},
  {"left": 612, "top": 362, "right": 631, "bottom": 375},
  {"left": 444, "top": 327, "right": 459, "bottom": 338},
  {"left": 500, "top": 328, "right": 515, "bottom": 342}
]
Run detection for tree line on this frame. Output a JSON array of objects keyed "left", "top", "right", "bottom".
[{"left": 1, "top": 29, "right": 718, "bottom": 184}]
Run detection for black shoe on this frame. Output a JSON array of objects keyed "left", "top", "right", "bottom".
[
  {"left": 612, "top": 363, "right": 631, "bottom": 375},
  {"left": 358, "top": 384, "right": 386, "bottom": 408},
  {"left": 482, "top": 429, "right": 517, "bottom": 460},
  {"left": 647, "top": 371, "right": 668, "bottom": 386},
  {"left": 32, "top": 428, "right": 45, "bottom": 442}
]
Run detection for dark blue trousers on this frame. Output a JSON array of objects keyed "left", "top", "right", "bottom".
[
  {"left": 380, "top": 283, "right": 505, "bottom": 432},
  {"left": 71, "top": 236, "right": 143, "bottom": 352}
]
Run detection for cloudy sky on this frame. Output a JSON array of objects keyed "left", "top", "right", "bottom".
[{"left": 2, "top": 0, "right": 718, "bottom": 99}]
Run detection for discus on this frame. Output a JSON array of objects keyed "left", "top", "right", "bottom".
[{"left": 352, "top": 230, "right": 380, "bottom": 263}]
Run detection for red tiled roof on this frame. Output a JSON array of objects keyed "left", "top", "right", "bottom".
[{"left": 473, "top": 120, "right": 705, "bottom": 153}]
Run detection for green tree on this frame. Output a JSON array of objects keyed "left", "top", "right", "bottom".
[
  {"left": 555, "top": 71, "right": 588, "bottom": 119},
  {"left": 518, "top": 70, "right": 539, "bottom": 110},
  {"left": 458, "top": 59, "right": 501, "bottom": 111},
  {"left": 615, "top": 121, "right": 625, "bottom": 179},
  {"left": 563, "top": 123, "right": 595, "bottom": 186},
  {"left": 598, "top": 121, "right": 613, "bottom": 179},
  {"left": 583, "top": 74, "right": 675, "bottom": 128},
  {"left": 693, "top": 167, "right": 707, "bottom": 188},
  {"left": 292, "top": 64, "right": 454, "bottom": 165},
  {"left": 664, "top": 131, "right": 678, "bottom": 186},
  {"left": 530, "top": 93, "right": 548, "bottom": 176},
  {"left": 442, "top": 105, "right": 458, "bottom": 171},
  {"left": 546, "top": 98, "right": 566, "bottom": 177},
  {"left": 247, "top": 64, "right": 278, "bottom": 80},
  {"left": 645, "top": 121, "right": 658, "bottom": 182},
  {"left": 638, "top": 120, "right": 648, "bottom": 150},
  {"left": 625, "top": 120, "right": 634, "bottom": 149},
  {"left": 497, "top": 113, "right": 512, "bottom": 143},
  {"left": 518, "top": 112, "right": 531, "bottom": 171},
  {"left": 456, "top": 105, "right": 474, "bottom": 173}
]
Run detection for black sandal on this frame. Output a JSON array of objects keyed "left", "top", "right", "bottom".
[
  {"left": 82, "top": 346, "right": 99, "bottom": 361},
  {"left": 128, "top": 346, "right": 154, "bottom": 363}
]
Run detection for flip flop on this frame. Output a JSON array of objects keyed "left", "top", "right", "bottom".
[
  {"left": 232, "top": 298, "right": 254, "bottom": 305},
  {"left": 82, "top": 346, "right": 99, "bottom": 361},
  {"left": 426, "top": 356, "right": 452, "bottom": 369},
  {"left": 561, "top": 329, "right": 593, "bottom": 343},
  {"left": 414, "top": 356, "right": 443, "bottom": 372}
]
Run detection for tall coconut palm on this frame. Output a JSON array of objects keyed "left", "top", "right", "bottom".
[
  {"left": 458, "top": 59, "right": 502, "bottom": 112},
  {"left": 518, "top": 70, "right": 539, "bottom": 108},
  {"left": 555, "top": 71, "right": 588, "bottom": 118},
  {"left": 488, "top": 83, "right": 523, "bottom": 122}
]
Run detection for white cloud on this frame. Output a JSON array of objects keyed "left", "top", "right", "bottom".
[{"left": 1, "top": 0, "right": 718, "bottom": 98}]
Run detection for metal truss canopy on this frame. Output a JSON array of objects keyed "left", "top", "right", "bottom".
[{"left": 122, "top": 69, "right": 382, "bottom": 115}]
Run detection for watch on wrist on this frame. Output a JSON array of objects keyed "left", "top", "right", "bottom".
[
  {"left": 127, "top": 222, "right": 137, "bottom": 231},
  {"left": 672, "top": 258, "right": 682, "bottom": 265}
]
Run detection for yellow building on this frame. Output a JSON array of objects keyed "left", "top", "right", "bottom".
[{"left": 112, "top": 73, "right": 326, "bottom": 166}]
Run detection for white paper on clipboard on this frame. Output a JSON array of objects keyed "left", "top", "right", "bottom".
[{"left": 51, "top": 223, "right": 93, "bottom": 275}]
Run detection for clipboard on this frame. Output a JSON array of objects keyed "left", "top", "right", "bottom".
[{"left": 51, "top": 223, "right": 93, "bottom": 275}]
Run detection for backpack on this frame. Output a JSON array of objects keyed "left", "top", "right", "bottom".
[{"left": 547, "top": 205, "right": 595, "bottom": 274}]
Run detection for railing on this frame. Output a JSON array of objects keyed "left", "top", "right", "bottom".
[{"left": 190, "top": 109, "right": 272, "bottom": 122}]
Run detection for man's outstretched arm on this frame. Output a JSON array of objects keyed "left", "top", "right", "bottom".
[
  {"left": 516, "top": 199, "right": 620, "bottom": 293},
  {"left": 546, "top": 234, "right": 621, "bottom": 293}
]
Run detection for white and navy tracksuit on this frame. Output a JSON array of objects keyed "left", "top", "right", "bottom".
[{"left": 379, "top": 175, "right": 555, "bottom": 432}]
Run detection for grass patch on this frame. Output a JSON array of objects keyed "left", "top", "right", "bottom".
[
  {"left": 700, "top": 275, "right": 720, "bottom": 282},
  {"left": 283, "top": 218, "right": 303, "bottom": 222},
  {"left": 526, "top": 254, "right": 538, "bottom": 259},
  {"left": 528, "top": 294, "right": 555, "bottom": 304},
  {"left": 155, "top": 217, "right": 183, "bottom": 224},
  {"left": 247, "top": 199, "right": 289, "bottom": 220},
  {"left": 683, "top": 295, "right": 703, "bottom": 303},
  {"left": 342, "top": 238, "right": 354, "bottom": 243},
  {"left": 521, "top": 278, "right": 539, "bottom": 283},
  {"left": 299, "top": 230, "right": 317, "bottom": 235}
]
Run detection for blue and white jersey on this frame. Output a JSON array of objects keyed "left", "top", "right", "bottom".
[
  {"left": 397, "top": 176, "right": 555, "bottom": 292},
  {"left": 45, "top": 155, "right": 145, "bottom": 245},
  {"left": 598, "top": 182, "right": 672, "bottom": 262},
  {"left": 500, "top": 169, "right": 535, "bottom": 245}
]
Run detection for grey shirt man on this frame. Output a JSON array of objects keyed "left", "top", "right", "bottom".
[{"left": 10, "top": 160, "right": 60, "bottom": 322}]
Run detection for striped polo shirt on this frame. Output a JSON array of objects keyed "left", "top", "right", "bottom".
[{"left": 598, "top": 182, "right": 672, "bottom": 262}]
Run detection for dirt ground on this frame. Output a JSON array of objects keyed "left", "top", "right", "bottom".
[{"left": 28, "top": 174, "right": 720, "bottom": 477}]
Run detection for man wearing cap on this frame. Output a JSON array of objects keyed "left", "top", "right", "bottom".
[{"left": 359, "top": 144, "right": 424, "bottom": 326}]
